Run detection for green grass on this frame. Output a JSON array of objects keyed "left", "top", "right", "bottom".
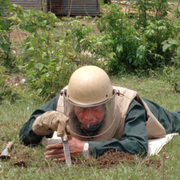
[
  {"left": 168, "top": 0, "right": 179, "bottom": 3},
  {"left": 1, "top": 73, "right": 180, "bottom": 180}
]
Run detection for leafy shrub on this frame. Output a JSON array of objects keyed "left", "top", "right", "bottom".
[
  {"left": 132, "top": 0, "right": 180, "bottom": 69},
  {"left": 0, "top": 0, "right": 23, "bottom": 69},
  {"left": 94, "top": 3, "right": 180, "bottom": 74},
  {"left": 143, "top": 18, "right": 180, "bottom": 68},
  {"left": 17, "top": 11, "right": 97, "bottom": 100},
  {"left": 95, "top": 4, "right": 147, "bottom": 74},
  {"left": 1, "top": 0, "right": 180, "bottom": 99}
]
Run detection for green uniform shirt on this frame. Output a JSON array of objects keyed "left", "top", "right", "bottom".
[{"left": 19, "top": 94, "right": 180, "bottom": 157}]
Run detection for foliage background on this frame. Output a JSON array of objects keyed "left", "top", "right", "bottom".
[
  {"left": 1, "top": 0, "right": 180, "bottom": 179},
  {"left": 1, "top": 0, "right": 180, "bottom": 101}
]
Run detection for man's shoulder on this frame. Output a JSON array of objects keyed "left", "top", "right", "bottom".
[{"left": 113, "top": 86, "right": 137, "bottom": 94}]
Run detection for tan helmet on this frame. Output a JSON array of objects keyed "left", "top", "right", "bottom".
[{"left": 66, "top": 65, "right": 113, "bottom": 106}]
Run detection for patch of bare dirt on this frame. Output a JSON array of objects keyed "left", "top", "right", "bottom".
[
  {"left": 5, "top": 76, "right": 25, "bottom": 86},
  {"left": 13, "top": 160, "right": 28, "bottom": 168},
  {"left": 10, "top": 31, "right": 28, "bottom": 42},
  {"left": 10, "top": 28, "right": 29, "bottom": 53},
  {"left": 73, "top": 149, "right": 161, "bottom": 169},
  {"left": 6, "top": 148, "right": 161, "bottom": 169}
]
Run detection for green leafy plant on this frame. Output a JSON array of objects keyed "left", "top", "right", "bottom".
[
  {"left": 143, "top": 19, "right": 180, "bottom": 67},
  {"left": 94, "top": 4, "right": 148, "bottom": 74},
  {"left": 93, "top": 3, "right": 180, "bottom": 74},
  {"left": 162, "top": 39, "right": 179, "bottom": 55},
  {"left": 131, "top": 0, "right": 170, "bottom": 28},
  {"left": 0, "top": 0, "right": 23, "bottom": 69},
  {"left": 17, "top": 12, "right": 97, "bottom": 100},
  {"left": 18, "top": 12, "right": 72, "bottom": 100}
]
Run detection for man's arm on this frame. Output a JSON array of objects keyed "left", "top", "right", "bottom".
[
  {"left": 88, "top": 99, "right": 148, "bottom": 157},
  {"left": 19, "top": 94, "right": 60, "bottom": 145}
]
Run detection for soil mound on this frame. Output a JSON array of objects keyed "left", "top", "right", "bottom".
[{"left": 74, "top": 149, "right": 161, "bottom": 169}]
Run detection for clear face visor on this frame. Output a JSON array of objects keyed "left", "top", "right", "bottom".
[{"left": 63, "top": 89, "right": 117, "bottom": 138}]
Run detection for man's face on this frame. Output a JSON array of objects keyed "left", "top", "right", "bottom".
[{"left": 74, "top": 105, "right": 105, "bottom": 130}]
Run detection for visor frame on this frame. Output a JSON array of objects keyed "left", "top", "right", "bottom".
[{"left": 63, "top": 89, "right": 117, "bottom": 108}]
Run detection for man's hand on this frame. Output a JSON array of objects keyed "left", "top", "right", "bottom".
[
  {"left": 44, "top": 137, "right": 85, "bottom": 161},
  {"left": 32, "top": 111, "right": 69, "bottom": 139}
]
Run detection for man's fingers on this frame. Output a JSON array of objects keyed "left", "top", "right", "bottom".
[
  {"left": 46, "top": 143, "right": 63, "bottom": 150},
  {"left": 44, "top": 149, "right": 63, "bottom": 155},
  {"left": 44, "top": 148, "right": 65, "bottom": 159}
]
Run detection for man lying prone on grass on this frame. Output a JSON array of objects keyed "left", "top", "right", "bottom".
[{"left": 19, "top": 65, "right": 180, "bottom": 161}]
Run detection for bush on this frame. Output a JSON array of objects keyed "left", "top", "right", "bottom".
[
  {"left": 95, "top": 4, "right": 148, "bottom": 74},
  {"left": 17, "top": 11, "right": 73, "bottom": 100},
  {"left": 94, "top": 3, "right": 180, "bottom": 74},
  {"left": 143, "top": 18, "right": 180, "bottom": 68},
  {"left": 0, "top": 0, "right": 23, "bottom": 69},
  {"left": 17, "top": 12, "right": 97, "bottom": 100}
]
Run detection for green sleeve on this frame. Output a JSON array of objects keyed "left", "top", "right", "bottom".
[
  {"left": 142, "top": 98, "right": 180, "bottom": 134},
  {"left": 19, "top": 94, "right": 60, "bottom": 145},
  {"left": 89, "top": 99, "right": 148, "bottom": 157}
]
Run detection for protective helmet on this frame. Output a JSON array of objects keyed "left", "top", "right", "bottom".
[
  {"left": 63, "top": 65, "right": 118, "bottom": 141},
  {"left": 66, "top": 65, "right": 113, "bottom": 106}
]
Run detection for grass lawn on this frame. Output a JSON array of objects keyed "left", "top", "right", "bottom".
[{"left": 1, "top": 73, "right": 180, "bottom": 180}]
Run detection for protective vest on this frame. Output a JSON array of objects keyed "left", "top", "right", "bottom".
[
  {"left": 56, "top": 86, "right": 166, "bottom": 142},
  {"left": 114, "top": 86, "right": 166, "bottom": 139}
]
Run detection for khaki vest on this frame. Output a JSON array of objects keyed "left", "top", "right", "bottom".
[
  {"left": 114, "top": 86, "right": 166, "bottom": 139},
  {"left": 56, "top": 86, "right": 166, "bottom": 141}
]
